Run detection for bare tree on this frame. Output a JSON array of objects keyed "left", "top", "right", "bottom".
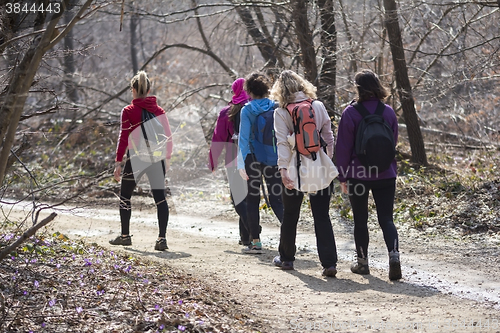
[
  {"left": 0, "top": 0, "right": 96, "bottom": 185},
  {"left": 383, "top": 0, "right": 427, "bottom": 165},
  {"left": 63, "top": 9, "right": 80, "bottom": 108},
  {"left": 291, "top": 0, "right": 317, "bottom": 84},
  {"left": 318, "top": 0, "right": 337, "bottom": 116}
]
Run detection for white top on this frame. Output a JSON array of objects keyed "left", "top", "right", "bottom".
[{"left": 274, "top": 91, "right": 335, "bottom": 170}]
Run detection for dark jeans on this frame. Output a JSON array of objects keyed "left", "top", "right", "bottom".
[
  {"left": 120, "top": 157, "right": 169, "bottom": 238},
  {"left": 226, "top": 166, "right": 250, "bottom": 243},
  {"left": 279, "top": 182, "right": 338, "bottom": 268},
  {"left": 244, "top": 154, "right": 284, "bottom": 240},
  {"left": 347, "top": 178, "right": 398, "bottom": 258}
]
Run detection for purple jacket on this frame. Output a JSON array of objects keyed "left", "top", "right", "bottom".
[
  {"left": 209, "top": 105, "right": 238, "bottom": 171},
  {"left": 335, "top": 97, "right": 398, "bottom": 182}
]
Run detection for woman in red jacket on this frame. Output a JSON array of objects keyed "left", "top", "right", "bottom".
[{"left": 111, "top": 71, "right": 173, "bottom": 251}]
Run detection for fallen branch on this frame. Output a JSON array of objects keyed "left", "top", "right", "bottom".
[
  {"left": 0, "top": 212, "right": 57, "bottom": 261},
  {"left": 399, "top": 124, "right": 499, "bottom": 148},
  {"left": 425, "top": 142, "right": 498, "bottom": 150}
]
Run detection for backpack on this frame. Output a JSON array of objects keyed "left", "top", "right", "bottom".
[
  {"left": 286, "top": 99, "right": 321, "bottom": 160},
  {"left": 252, "top": 108, "right": 278, "bottom": 165},
  {"left": 352, "top": 101, "right": 395, "bottom": 172},
  {"left": 130, "top": 109, "right": 168, "bottom": 163}
]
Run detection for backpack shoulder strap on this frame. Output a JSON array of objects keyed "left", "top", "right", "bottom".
[
  {"left": 374, "top": 101, "right": 386, "bottom": 116},
  {"left": 352, "top": 102, "right": 370, "bottom": 118}
]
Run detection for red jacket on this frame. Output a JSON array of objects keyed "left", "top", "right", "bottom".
[{"left": 115, "top": 96, "right": 173, "bottom": 162}]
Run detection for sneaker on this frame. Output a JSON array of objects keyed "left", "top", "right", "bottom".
[
  {"left": 322, "top": 266, "right": 337, "bottom": 277},
  {"left": 389, "top": 250, "right": 402, "bottom": 280},
  {"left": 351, "top": 257, "right": 370, "bottom": 275},
  {"left": 272, "top": 255, "right": 294, "bottom": 270},
  {"left": 243, "top": 242, "right": 263, "bottom": 254},
  {"left": 109, "top": 235, "right": 132, "bottom": 246},
  {"left": 154, "top": 238, "right": 168, "bottom": 251}
]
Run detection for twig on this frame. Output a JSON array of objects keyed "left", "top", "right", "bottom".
[
  {"left": 0, "top": 213, "right": 57, "bottom": 261},
  {"left": 119, "top": 0, "right": 125, "bottom": 31}
]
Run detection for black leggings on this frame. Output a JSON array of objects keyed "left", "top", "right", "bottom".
[
  {"left": 244, "top": 154, "right": 284, "bottom": 240},
  {"left": 226, "top": 166, "right": 250, "bottom": 243},
  {"left": 347, "top": 178, "right": 398, "bottom": 258},
  {"left": 119, "top": 158, "right": 169, "bottom": 238}
]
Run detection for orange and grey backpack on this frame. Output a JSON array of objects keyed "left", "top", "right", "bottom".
[{"left": 286, "top": 99, "right": 322, "bottom": 160}]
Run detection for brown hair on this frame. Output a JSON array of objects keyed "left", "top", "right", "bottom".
[
  {"left": 354, "top": 69, "right": 388, "bottom": 103},
  {"left": 131, "top": 70, "right": 151, "bottom": 98},
  {"left": 244, "top": 72, "right": 271, "bottom": 98},
  {"left": 228, "top": 103, "right": 244, "bottom": 123}
]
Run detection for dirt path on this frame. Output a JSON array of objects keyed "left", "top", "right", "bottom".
[{"left": 9, "top": 200, "right": 500, "bottom": 332}]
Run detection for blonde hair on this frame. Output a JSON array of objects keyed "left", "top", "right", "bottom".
[
  {"left": 270, "top": 70, "right": 317, "bottom": 108},
  {"left": 130, "top": 70, "right": 151, "bottom": 98}
]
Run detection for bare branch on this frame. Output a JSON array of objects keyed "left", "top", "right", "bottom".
[
  {"left": 414, "top": 6, "right": 483, "bottom": 87},
  {"left": 0, "top": 213, "right": 57, "bottom": 262},
  {"left": 19, "top": 106, "right": 58, "bottom": 121},
  {"left": 45, "top": 0, "right": 95, "bottom": 51}
]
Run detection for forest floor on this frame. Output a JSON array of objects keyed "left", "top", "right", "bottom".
[{"left": 3, "top": 165, "right": 500, "bottom": 332}]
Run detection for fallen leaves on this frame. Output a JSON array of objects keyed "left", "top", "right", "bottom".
[{"left": 0, "top": 233, "right": 262, "bottom": 332}]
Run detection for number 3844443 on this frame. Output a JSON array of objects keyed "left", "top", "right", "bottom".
[{"left": 6, "top": 2, "right": 61, "bottom": 14}]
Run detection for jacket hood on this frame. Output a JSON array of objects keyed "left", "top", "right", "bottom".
[
  {"left": 292, "top": 91, "right": 309, "bottom": 103},
  {"left": 246, "top": 98, "right": 276, "bottom": 116},
  {"left": 131, "top": 96, "right": 160, "bottom": 113}
]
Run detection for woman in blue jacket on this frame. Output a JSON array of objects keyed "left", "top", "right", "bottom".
[{"left": 238, "top": 72, "right": 284, "bottom": 254}]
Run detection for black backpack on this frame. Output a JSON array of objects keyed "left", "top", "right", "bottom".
[
  {"left": 133, "top": 109, "right": 168, "bottom": 163},
  {"left": 353, "top": 101, "right": 395, "bottom": 172}
]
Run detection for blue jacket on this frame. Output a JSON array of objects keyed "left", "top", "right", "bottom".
[{"left": 237, "top": 98, "right": 277, "bottom": 169}]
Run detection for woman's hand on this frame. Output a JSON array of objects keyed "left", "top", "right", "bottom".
[
  {"left": 340, "top": 182, "right": 348, "bottom": 194},
  {"left": 239, "top": 168, "right": 249, "bottom": 180},
  {"left": 280, "top": 168, "right": 294, "bottom": 190},
  {"left": 114, "top": 162, "right": 122, "bottom": 182}
]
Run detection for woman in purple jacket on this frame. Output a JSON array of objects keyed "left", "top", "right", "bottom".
[
  {"left": 209, "top": 78, "right": 251, "bottom": 245},
  {"left": 335, "top": 69, "right": 401, "bottom": 280}
]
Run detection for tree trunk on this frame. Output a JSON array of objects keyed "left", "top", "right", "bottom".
[
  {"left": 317, "top": 0, "right": 337, "bottom": 118},
  {"left": 63, "top": 10, "right": 79, "bottom": 108},
  {"left": 234, "top": 5, "right": 277, "bottom": 67},
  {"left": 383, "top": 0, "right": 427, "bottom": 166},
  {"left": 338, "top": 0, "right": 357, "bottom": 75},
  {"left": 130, "top": 10, "right": 139, "bottom": 74},
  {"left": 291, "top": 0, "right": 317, "bottom": 84}
]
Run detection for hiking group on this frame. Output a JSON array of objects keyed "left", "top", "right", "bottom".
[{"left": 110, "top": 68, "right": 402, "bottom": 281}]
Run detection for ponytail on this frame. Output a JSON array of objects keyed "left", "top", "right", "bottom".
[{"left": 131, "top": 70, "right": 151, "bottom": 98}]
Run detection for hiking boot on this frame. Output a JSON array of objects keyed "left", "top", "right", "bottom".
[
  {"left": 351, "top": 257, "right": 370, "bottom": 275},
  {"left": 243, "top": 242, "right": 263, "bottom": 254},
  {"left": 272, "top": 255, "right": 294, "bottom": 270},
  {"left": 109, "top": 235, "right": 132, "bottom": 246},
  {"left": 389, "top": 250, "right": 402, "bottom": 280},
  {"left": 154, "top": 238, "right": 168, "bottom": 251},
  {"left": 322, "top": 266, "right": 337, "bottom": 277}
]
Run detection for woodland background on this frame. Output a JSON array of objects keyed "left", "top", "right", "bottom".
[{"left": 0, "top": 0, "right": 500, "bottom": 332}]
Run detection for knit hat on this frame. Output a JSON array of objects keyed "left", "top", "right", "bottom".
[{"left": 231, "top": 78, "right": 249, "bottom": 105}]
